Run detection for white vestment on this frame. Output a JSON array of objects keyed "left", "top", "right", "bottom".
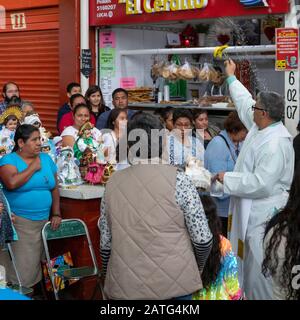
[{"left": 224, "top": 78, "right": 294, "bottom": 300}]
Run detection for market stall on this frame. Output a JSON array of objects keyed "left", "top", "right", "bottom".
[{"left": 88, "top": 0, "right": 299, "bottom": 134}]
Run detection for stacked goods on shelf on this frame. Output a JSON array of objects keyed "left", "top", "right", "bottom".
[
  {"left": 196, "top": 96, "right": 232, "bottom": 107},
  {"left": 160, "top": 100, "right": 194, "bottom": 105},
  {"left": 127, "top": 87, "right": 153, "bottom": 103}
]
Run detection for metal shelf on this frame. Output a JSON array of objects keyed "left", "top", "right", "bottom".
[
  {"left": 120, "top": 45, "right": 275, "bottom": 56},
  {"left": 128, "top": 102, "right": 235, "bottom": 111}
]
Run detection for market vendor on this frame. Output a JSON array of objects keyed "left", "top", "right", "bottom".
[
  {"left": 193, "top": 109, "right": 220, "bottom": 149},
  {"left": 167, "top": 109, "right": 204, "bottom": 166},
  {"left": 96, "top": 88, "right": 135, "bottom": 130},
  {"left": 204, "top": 66, "right": 229, "bottom": 97}
]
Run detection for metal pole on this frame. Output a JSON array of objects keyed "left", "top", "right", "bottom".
[
  {"left": 7, "top": 243, "right": 23, "bottom": 288},
  {"left": 80, "top": 0, "right": 89, "bottom": 95},
  {"left": 120, "top": 45, "right": 276, "bottom": 56}
]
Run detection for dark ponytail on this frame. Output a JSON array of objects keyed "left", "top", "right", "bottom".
[{"left": 199, "top": 195, "right": 222, "bottom": 288}]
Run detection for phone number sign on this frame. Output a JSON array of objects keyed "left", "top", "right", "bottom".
[{"left": 276, "top": 28, "right": 299, "bottom": 71}]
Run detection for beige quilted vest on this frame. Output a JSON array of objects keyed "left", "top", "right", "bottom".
[{"left": 104, "top": 164, "right": 202, "bottom": 300}]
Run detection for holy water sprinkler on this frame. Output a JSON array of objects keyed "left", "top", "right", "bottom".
[{"left": 213, "top": 45, "right": 229, "bottom": 60}]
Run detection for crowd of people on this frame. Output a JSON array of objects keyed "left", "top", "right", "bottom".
[{"left": 0, "top": 59, "right": 300, "bottom": 300}]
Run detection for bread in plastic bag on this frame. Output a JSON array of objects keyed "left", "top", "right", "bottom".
[{"left": 178, "top": 61, "right": 195, "bottom": 80}]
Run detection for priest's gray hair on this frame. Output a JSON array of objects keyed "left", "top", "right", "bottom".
[{"left": 257, "top": 91, "right": 284, "bottom": 122}]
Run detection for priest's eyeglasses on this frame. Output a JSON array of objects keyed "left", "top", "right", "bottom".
[{"left": 251, "top": 105, "right": 265, "bottom": 112}]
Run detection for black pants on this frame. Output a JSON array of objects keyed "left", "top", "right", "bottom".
[{"left": 220, "top": 217, "right": 228, "bottom": 238}]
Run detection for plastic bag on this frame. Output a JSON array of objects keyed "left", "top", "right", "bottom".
[
  {"left": 168, "top": 62, "right": 179, "bottom": 81},
  {"left": 198, "top": 63, "right": 212, "bottom": 81},
  {"left": 178, "top": 60, "right": 196, "bottom": 80},
  {"left": 151, "top": 60, "right": 164, "bottom": 80},
  {"left": 161, "top": 61, "right": 171, "bottom": 79}
]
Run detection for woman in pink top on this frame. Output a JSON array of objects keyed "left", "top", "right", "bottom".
[
  {"left": 58, "top": 94, "right": 96, "bottom": 134},
  {"left": 61, "top": 104, "right": 101, "bottom": 148}
]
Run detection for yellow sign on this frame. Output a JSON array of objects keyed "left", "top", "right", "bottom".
[
  {"left": 278, "top": 31, "right": 297, "bottom": 38},
  {"left": 118, "top": 0, "right": 208, "bottom": 15},
  {"left": 276, "top": 60, "right": 286, "bottom": 70}
]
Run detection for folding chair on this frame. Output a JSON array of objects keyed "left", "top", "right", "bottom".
[
  {"left": 42, "top": 218, "right": 103, "bottom": 300},
  {"left": 5, "top": 244, "right": 33, "bottom": 297}
]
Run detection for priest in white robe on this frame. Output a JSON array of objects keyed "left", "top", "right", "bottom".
[{"left": 216, "top": 59, "right": 294, "bottom": 300}]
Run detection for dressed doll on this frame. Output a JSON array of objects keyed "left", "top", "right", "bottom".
[
  {"left": 0, "top": 146, "right": 7, "bottom": 159},
  {"left": 0, "top": 105, "right": 22, "bottom": 154},
  {"left": 84, "top": 163, "right": 106, "bottom": 185},
  {"left": 56, "top": 147, "right": 83, "bottom": 187},
  {"left": 23, "top": 113, "right": 52, "bottom": 145},
  {"left": 41, "top": 142, "right": 56, "bottom": 163},
  {"left": 73, "top": 122, "right": 105, "bottom": 164},
  {"left": 100, "top": 164, "right": 115, "bottom": 185},
  {"left": 53, "top": 136, "right": 63, "bottom": 159},
  {"left": 79, "top": 148, "right": 94, "bottom": 179}
]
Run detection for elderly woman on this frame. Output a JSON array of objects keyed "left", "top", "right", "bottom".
[
  {"left": 167, "top": 109, "right": 204, "bottom": 167},
  {"left": 100, "top": 113, "right": 212, "bottom": 299},
  {"left": 20, "top": 101, "right": 35, "bottom": 123},
  {"left": 61, "top": 103, "right": 102, "bottom": 148},
  {"left": 204, "top": 111, "right": 247, "bottom": 235},
  {"left": 193, "top": 110, "right": 220, "bottom": 149},
  {"left": 0, "top": 124, "right": 61, "bottom": 291}
]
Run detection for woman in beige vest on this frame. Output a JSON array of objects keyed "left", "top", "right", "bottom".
[{"left": 99, "top": 112, "right": 213, "bottom": 300}]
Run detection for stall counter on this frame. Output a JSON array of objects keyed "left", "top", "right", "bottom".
[
  {"left": 58, "top": 184, "right": 105, "bottom": 299},
  {"left": 59, "top": 184, "right": 105, "bottom": 200}
]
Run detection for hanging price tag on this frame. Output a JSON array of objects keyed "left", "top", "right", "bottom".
[{"left": 80, "top": 49, "right": 93, "bottom": 78}]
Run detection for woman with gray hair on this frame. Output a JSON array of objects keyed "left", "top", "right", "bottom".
[
  {"left": 99, "top": 113, "right": 213, "bottom": 300},
  {"left": 20, "top": 101, "right": 35, "bottom": 123}
]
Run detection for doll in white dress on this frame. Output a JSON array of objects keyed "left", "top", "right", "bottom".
[
  {"left": 56, "top": 147, "right": 83, "bottom": 187},
  {"left": 0, "top": 105, "right": 22, "bottom": 155}
]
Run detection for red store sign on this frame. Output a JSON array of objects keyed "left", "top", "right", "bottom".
[
  {"left": 276, "top": 28, "right": 299, "bottom": 71},
  {"left": 89, "top": 0, "right": 290, "bottom": 26}
]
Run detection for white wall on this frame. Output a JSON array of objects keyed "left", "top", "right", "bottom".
[
  {"left": 254, "top": 60, "right": 284, "bottom": 95},
  {"left": 100, "top": 27, "right": 285, "bottom": 107}
]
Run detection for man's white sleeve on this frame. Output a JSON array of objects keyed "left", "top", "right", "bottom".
[
  {"left": 224, "top": 140, "right": 286, "bottom": 198},
  {"left": 228, "top": 76, "right": 256, "bottom": 131}
]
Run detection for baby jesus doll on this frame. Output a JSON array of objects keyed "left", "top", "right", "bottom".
[{"left": 73, "top": 122, "right": 105, "bottom": 164}]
